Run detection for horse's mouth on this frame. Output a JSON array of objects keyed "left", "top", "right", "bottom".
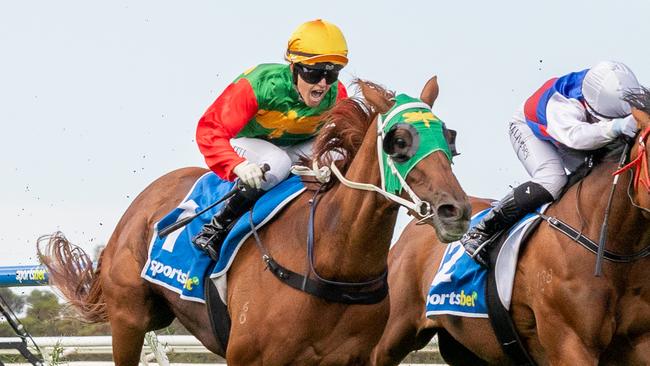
[{"left": 431, "top": 217, "right": 469, "bottom": 243}]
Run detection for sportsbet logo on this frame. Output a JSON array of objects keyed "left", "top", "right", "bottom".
[
  {"left": 15, "top": 268, "right": 47, "bottom": 283},
  {"left": 428, "top": 290, "right": 478, "bottom": 307},
  {"left": 149, "top": 260, "right": 189, "bottom": 286}
]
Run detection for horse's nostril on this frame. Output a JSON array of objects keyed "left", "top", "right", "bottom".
[{"left": 437, "top": 204, "right": 459, "bottom": 219}]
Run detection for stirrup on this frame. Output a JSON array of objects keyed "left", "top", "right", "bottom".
[
  {"left": 192, "top": 231, "right": 223, "bottom": 261},
  {"left": 470, "top": 236, "right": 495, "bottom": 259},
  {"left": 468, "top": 229, "right": 504, "bottom": 267},
  {"left": 193, "top": 237, "right": 220, "bottom": 261}
]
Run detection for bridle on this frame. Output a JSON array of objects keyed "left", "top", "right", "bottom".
[
  {"left": 294, "top": 101, "right": 450, "bottom": 220},
  {"left": 614, "top": 125, "right": 650, "bottom": 198}
]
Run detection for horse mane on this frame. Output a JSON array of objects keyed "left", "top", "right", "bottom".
[
  {"left": 624, "top": 86, "right": 650, "bottom": 115},
  {"left": 598, "top": 138, "right": 628, "bottom": 162},
  {"left": 309, "top": 80, "right": 395, "bottom": 177}
]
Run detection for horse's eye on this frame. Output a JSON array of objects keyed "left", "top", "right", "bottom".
[
  {"left": 395, "top": 138, "right": 407, "bottom": 149},
  {"left": 382, "top": 123, "right": 420, "bottom": 163}
]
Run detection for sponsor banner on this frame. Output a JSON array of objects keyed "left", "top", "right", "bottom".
[{"left": 0, "top": 265, "right": 49, "bottom": 287}]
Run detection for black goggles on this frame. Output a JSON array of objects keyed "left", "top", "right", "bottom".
[{"left": 295, "top": 63, "right": 341, "bottom": 85}]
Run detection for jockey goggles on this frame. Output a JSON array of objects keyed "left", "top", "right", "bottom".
[{"left": 295, "top": 63, "right": 341, "bottom": 85}]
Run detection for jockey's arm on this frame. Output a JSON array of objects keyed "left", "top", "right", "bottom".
[
  {"left": 545, "top": 93, "right": 618, "bottom": 150},
  {"left": 196, "top": 78, "right": 258, "bottom": 180}
]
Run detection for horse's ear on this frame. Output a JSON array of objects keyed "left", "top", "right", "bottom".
[
  {"left": 359, "top": 81, "right": 394, "bottom": 114},
  {"left": 420, "top": 76, "right": 439, "bottom": 108}
]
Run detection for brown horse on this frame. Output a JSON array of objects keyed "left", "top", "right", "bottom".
[
  {"left": 38, "top": 77, "right": 471, "bottom": 365},
  {"left": 371, "top": 89, "right": 650, "bottom": 366}
]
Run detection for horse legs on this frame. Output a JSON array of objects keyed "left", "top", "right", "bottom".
[
  {"left": 536, "top": 323, "right": 600, "bottom": 366},
  {"left": 370, "top": 316, "right": 436, "bottom": 366},
  {"left": 105, "top": 292, "right": 153, "bottom": 366},
  {"left": 437, "top": 330, "right": 488, "bottom": 366},
  {"left": 109, "top": 316, "right": 147, "bottom": 366},
  {"left": 370, "top": 323, "right": 416, "bottom": 366},
  {"left": 549, "top": 335, "right": 599, "bottom": 365},
  {"left": 100, "top": 234, "right": 164, "bottom": 365}
]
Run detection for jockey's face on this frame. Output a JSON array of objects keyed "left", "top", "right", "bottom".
[{"left": 292, "top": 64, "right": 335, "bottom": 107}]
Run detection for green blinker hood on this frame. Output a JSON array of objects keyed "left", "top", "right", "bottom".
[{"left": 380, "top": 94, "right": 452, "bottom": 194}]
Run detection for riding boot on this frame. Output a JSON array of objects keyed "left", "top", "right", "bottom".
[
  {"left": 192, "top": 184, "right": 264, "bottom": 261},
  {"left": 461, "top": 181, "right": 553, "bottom": 267}
]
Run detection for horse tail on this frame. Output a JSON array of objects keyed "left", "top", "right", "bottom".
[{"left": 37, "top": 231, "right": 108, "bottom": 323}]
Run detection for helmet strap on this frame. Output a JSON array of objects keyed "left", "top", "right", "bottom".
[{"left": 290, "top": 64, "right": 305, "bottom": 103}]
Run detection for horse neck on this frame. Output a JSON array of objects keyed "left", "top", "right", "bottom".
[
  {"left": 315, "top": 120, "right": 397, "bottom": 280},
  {"left": 557, "top": 160, "right": 650, "bottom": 253}
]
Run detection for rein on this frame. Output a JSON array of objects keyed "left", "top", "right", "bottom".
[
  {"left": 247, "top": 187, "right": 388, "bottom": 305},
  {"left": 293, "top": 161, "right": 432, "bottom": 217},
  {"left": 293, "top": 101, "right": 446, "bottom": 220},
  {"left": 537, "top": 213, "right": 650, "bottom": 262},
  {"left": 541, "top": 128, "right": 650, "bottom": 270},
  {"left": 264, "top": 98, "right": 448, "bottom": 303}
]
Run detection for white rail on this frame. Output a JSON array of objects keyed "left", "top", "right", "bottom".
[
  {"left": 0, "top": 335, "right": 440, "bottom": 364},
  {"left": 0, "top": 334, "right": 220, "bottom": 365}
]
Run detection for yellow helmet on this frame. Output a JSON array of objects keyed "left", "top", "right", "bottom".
[{"left": 285, "top": 19, "right": 348, "bottom": 67}]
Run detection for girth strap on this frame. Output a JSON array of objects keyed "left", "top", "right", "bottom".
[
  {"left": 486, "top": 220, "right": 539, "bottom": 366},
  {"left": 204, "top": 274, "right": 231, "bottom": 352},
  {"left": 248, "top": 188, "right": 389, "bottom": 305},
  {"left": 263, "top": 257, "right": 388, "bottom": 304}
]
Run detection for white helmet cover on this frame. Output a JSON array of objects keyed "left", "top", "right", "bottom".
[{"left": 582, "top": 61, "right": 640, "bottom": 119}]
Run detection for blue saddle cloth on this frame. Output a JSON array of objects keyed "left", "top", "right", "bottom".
[
  {"left": 425, "top": 205, "right": 546, "bottom": 318},
  {"left": 141, "top": 172, "right": 305, "bottom": 303},
  {"left": 425, "top": 210, "right": 490, "bottom": 318}
]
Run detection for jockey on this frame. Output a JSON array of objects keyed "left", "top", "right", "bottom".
[
  {"left": 463, "top": 61, "right": 641, "bottom": 267},
  {"left": 192, "top": 19, "right": 349, "bottom": 260}
]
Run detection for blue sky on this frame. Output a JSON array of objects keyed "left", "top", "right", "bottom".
[{"left": 1, "top": 0, "right": 649, "bottom": 267}]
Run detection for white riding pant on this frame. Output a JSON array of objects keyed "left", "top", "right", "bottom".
[
  {"left": 508, "top": 108, "right": 568, "bottom": 199},
  {"left": 230, "top": 137, "right": 314, "bottom": 191}
]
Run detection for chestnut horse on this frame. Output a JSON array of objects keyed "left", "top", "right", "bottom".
[
  {"left": 38, "top": 77, "right": 471, "bottom": 365},
  {"left": 371, "top": 89, "right": 650, "bottom": 365}
]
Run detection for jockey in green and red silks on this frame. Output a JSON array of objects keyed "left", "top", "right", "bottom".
[
  {"left": 196, "top": 63, "right": 347, "bottom": 183},
  {"left": 193, "top": 19, "right": 349, "bottom": 261}
]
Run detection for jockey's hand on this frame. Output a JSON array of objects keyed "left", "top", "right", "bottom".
[
  {"left": 612, "top": 115, "right": 638, "bottom": 138},
  {"left": 233, "top": 161, "right": 265, "bottom": 189}
]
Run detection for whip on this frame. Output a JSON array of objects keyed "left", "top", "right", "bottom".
[{"left": 157, "top": 164, "right": 269, "bottom": 238}]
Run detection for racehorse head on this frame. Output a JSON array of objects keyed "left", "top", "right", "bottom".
[
  {"left": 620, "top": 87, "right": 650, "bottom": 218},
  {"left": 313, "top": 77, "right": 471, "bottom": 242}
]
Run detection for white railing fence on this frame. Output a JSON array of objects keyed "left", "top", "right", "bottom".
[
  {"left": 0, "top": 334, "right": 440, "bottom": 365},
  {"left": 0, "top": 265, "right": 443, "bottom": 365},
  {"left": 0, "top": 334, "right": 210, "bottom": 365}
]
